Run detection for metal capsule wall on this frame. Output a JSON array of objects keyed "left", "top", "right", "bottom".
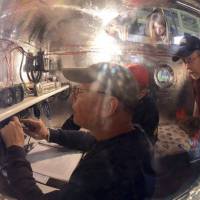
[{"left": 1, "top": 0, "right": 200, "bottom": 199}]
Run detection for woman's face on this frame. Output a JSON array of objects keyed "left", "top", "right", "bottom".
[{"left": 153, "top": 21, "right": 166, "bottom": 37}]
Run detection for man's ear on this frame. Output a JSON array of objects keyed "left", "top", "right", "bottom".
[{"left": 102, "top": 97, "right": 119, "bottom": 117}]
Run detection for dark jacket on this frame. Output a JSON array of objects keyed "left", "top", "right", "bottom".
[
  {"left": 6, "top": 127, "right": 153, "bottom": 200},
  {"left": 192, "top": 78, "right": 200, "bottom": 116},
  {"left": 133, "top": 95, "right": 159, "bottom": 144}
]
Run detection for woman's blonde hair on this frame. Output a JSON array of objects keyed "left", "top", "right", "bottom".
[{"left": 148, "top": 9, "right": 170, "bottom": 44}]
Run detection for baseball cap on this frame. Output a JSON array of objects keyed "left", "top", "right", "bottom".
[
  {"left": 172, "top": 35, "right": 200, "bottom": 62},
  {"left": 126, "top": 64, "right": 149, "bottom": 89},
  {"left": 62, "top": 62, "right": 139, "bottom": 111}
]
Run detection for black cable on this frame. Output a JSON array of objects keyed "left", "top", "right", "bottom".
[
  {"left": 30, "top": 70, "right": 42, "bottom": 83},
  {"left": 25, "top": 51, "right": 43, "bottom": 84},
  {"left": 42, "top": 101, "right": 52, "bottom": 119},
  {"left": 26, "top": 67, "right": 42, "bottom": 84},
  {"left": 19, "top": 51, "right": 25, "bottom": 84},
  {"left": 33, "top": 104, "right": 41, "bottom": 119},
  {"left": 17, "top": 49, "right": 32, "bottom": 95},
  {"left": 26, "top": 71, "right": 32, "bottom": 82}
]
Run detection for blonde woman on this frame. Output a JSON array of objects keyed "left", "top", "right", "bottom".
[{"left": 147, "top": 9, "right": 171, "bottom": 44}]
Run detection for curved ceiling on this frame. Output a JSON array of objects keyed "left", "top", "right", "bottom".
[
  {"left": 0, "top": 0, "right": 121, "bottom": 51},
  {"left": 0, "top": 0, "right": 199, "bottom": 53}
]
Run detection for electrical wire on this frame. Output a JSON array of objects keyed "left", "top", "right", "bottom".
[
  {"left": 19, "top": 51, "right": 25, "bottom": 84},
  {"left": 42, "top": 101, "right": 52, "bottom": 119},
  {"left": 29, "top": 69, "right": 42, "bottom": 83}
]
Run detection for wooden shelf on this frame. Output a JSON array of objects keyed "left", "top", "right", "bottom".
[{"left": 0, "top": 85, "right": 69, "bottom": 122}]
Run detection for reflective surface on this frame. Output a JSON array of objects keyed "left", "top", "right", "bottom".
[{"left": 0, "top": 0, "right": 200, "bottom": 199}]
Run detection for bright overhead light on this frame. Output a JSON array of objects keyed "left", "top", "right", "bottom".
[
  {"left": 92, "top": 30, "right": 121, "bottom": 62},
  {"left": 96, "top": 9, "right": 119, "bottom": 26}
]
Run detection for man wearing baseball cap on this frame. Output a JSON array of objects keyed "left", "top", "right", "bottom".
[
  {"left": 62, "top": 63, "right": 159, "bottom": 144},
  {"left": 127, "top": 64, "right": 159, "bottom": 144},
  {"left": 1, "top": 62, "right": 154, "bottom": 200},
  {"left": 172, "top": 35, "right": 200, "bottom": 117}
]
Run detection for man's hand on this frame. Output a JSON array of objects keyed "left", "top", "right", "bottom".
[
  {"left": 1, "top": 116, "right": 24, "bottom": 148},
  {"left": 21, "top": 118, "right": 49, "bottom": 140}
]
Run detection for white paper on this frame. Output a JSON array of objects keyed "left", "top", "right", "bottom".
[
  {"left": 33, "top": 172, "right": 49, "bottom": 184},
  {"left": 27, "top": 143, "right": 82, "bottom": 182}
]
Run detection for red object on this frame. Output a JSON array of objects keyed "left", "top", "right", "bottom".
[
  {"left": 175, "top": 107, "right": 187, "bottom": 121},
  {"left": 126, "top": 64, "right": 149, "bottom": 89}
]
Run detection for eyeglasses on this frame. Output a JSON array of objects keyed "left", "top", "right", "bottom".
[
  {"left": 183, "top": 54, "right": 200, "bottom": 64},
  {"left": 71, "top": 86, "right": 106, "bottom": 97}
]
